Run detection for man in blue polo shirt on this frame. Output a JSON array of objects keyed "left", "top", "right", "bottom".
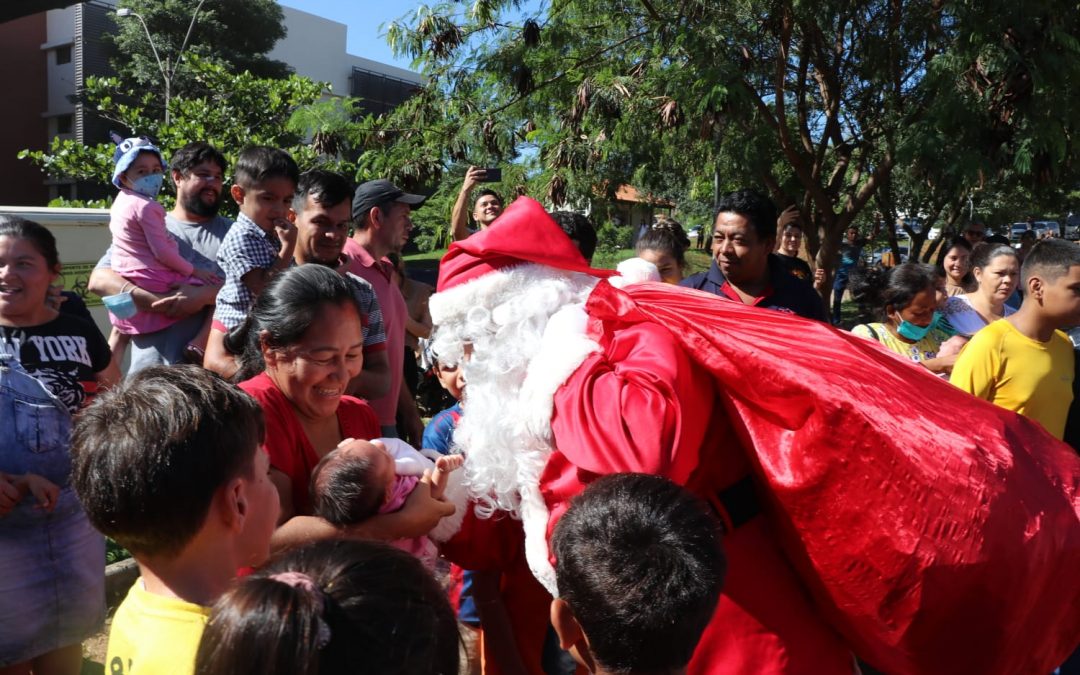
[{"left": 680, "top": 189, "right": 826, "bottom": 321}]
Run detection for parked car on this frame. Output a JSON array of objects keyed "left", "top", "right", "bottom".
[
  {"left": 1034, "top": 220, "right": 1061, "bottom": 237},
  {"left": 1065, "top": 213, "right": 1080, "bottom": 239},
  {"left": 1011, "top": 223, "right": 1029, "bottom": 240},
  {"left": 869, "top": 246, "right": 909, "bottom": 266}
]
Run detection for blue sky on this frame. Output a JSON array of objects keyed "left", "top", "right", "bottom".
[{"left": 278, "top": 1, "right": 425, "bottom": 70}]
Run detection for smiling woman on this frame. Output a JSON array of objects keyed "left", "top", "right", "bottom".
[{"left": 226, "top": 265, "right": 454, "bottom": 552}]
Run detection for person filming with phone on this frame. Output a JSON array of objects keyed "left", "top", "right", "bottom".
[{"left": 451, "top": 166, "right": 504, "bottom": 241}]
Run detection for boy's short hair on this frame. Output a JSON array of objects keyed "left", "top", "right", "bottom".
[
  {"left": 309, "top": 449, "right": 385, "bottom": 526},
  {"left": 1022, "top": 239, "right": 1080, "bottom": 285},
  {"left": 170, "top": 141, "right": 227, "bottom": 176},
  {"left": 71, "top": 365, "right": 265, "bottom": 558},
  {"left": 549, "top": 211, "right": 598, "bottom": 261},
  {"left": 293, "top": 169, "right": 353, "bottom": 213},
  {"left": 474, "top": 188, "right": 503, "bottom": 207},
  {"left": 552, "top": 473, "right": 726, "bottom": 673},
  {"left": 233, "top": 146, "right": 300, "bottom": 190}
]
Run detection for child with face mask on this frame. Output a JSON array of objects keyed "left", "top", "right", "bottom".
[{"left": 105, "top": 135, "right": 220, "bottom": 357}]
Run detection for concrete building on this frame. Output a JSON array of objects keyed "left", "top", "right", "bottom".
[{"left": 0, "top": 1, "right": 421, "bottom": 207}]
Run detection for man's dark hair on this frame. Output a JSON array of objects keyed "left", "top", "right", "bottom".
[
  {"left": 1022, "top": 239, "right": 1080, "bottom": 285},
  {"left": 714, "top": 189, "right": 778, "bottom": 241},
  {"left": 310, "top": 448, "right": 385, "bottom": 526},
  {"left": 233, "top": 146, "right": 300, "bottom": 189},
  {"left": 549, "top": 211, "right": 598, "bottom": 262},
  {"left": 293, "top": 169, "right": 353, "bottom": 213},
  {"left": 552, "top": 473, "right": 726, "bottom": 674},
  {"left": 170, "top": 142, "right": 227, "bottom": 176},
  {"left": 474, "top": 188, "right": 503, "bottom": 207},
  {"left": 71, "top": 366, "right": 265, "bottom": 558}
]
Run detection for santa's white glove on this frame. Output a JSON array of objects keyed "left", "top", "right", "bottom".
[{"left": 611, "top": 257, "right": 661, "bottom": 288}]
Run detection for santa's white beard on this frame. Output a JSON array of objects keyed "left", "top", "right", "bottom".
[{"left": 429, "top": 264, "right": 600, "bottom": 519}]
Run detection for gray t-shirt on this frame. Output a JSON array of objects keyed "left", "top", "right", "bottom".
[{"left": 97, "top": 214, "right": 233, "bottom": 371}]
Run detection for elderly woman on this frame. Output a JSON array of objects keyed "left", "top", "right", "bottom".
[
  {"left": 850, "top": 263, "right": 960, "bottom": 375},
  {"left": 941, "top": 243, "right": 1020, "bottom": 337},
  {"left": 227, "top": 265, "right": 452, "bottom": 550}
]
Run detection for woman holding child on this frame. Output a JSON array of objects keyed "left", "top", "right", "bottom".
[
  {"left": 227, "top": 265, "right": 452, "bottom": 549},
  {"left": 0, "top": 217, "right": 119, "bottom": 674}
]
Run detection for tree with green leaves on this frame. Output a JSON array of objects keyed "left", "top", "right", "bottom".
[
  {"left": 108, "top": 0, "right": 290, "bottom": 120},
  {"left": 20, "top": 57, "right": 326, "bottom": 212},
  {"left": 371, "top": 0, "right": 1080, "bottom": 309}
]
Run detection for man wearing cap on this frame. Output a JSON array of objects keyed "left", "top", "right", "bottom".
[
  {"left": 345, "top": 179, "right": 427, "bottom": 443},
  {"left": 428, "top": 197, "right": 1080, "bottom": 675}
]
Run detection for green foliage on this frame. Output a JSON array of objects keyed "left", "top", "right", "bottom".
[
  {"left": 21, "top": 57, "right": 328, "bottom": 204},
  {"left": 592, "top": 221, "right": 634, "bottom": 268},
  {"left": 109, "top": 0, "right": 290, "bottom": 114}
]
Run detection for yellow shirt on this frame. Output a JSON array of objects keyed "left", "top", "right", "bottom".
[
  {"left": 105, "top": 579, "right": 211, "bottom": 675},
  {"left": 950, "top": 319, "right": 1075, "bottom": 439},
  {"left": 852, "top": 322, "right": 951, "bottom": 364}
]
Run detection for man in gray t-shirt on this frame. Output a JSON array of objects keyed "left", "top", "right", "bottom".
[{"left": 89, "top": 142, "right": 232, "bottom": 372}]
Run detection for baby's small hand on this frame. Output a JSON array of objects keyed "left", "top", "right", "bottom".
[{"left": 435, "top": 454, "right": 464, "bottom": 473}]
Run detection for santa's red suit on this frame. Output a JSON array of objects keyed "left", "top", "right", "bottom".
[{"left": 432, "top": 198, "right": 1080, "bottom": 675}]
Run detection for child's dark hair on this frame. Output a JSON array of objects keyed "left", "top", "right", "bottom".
[
  {"left": 1021, "top": 239, "right": 1080, "bottom": 285},
  {"left": 293, "top": 169, "right": 353, "bottom": 214},
  {"left": 310, "top": 449, "right": 384, "bottom": 526},
  {"left": 194, "top": 540, "right": 460, "bottom": 675},
  {"left": 225, "top": 265, "right": 365, "bottom": 381},
  {"left": 549, "top": 211, "right": 598, "bottom": 261},
  {"left": 714, "top": 189, "right": 778, "bottom": 241},
  {"left": 551, "top": 473, "right": 726, "bottom": 674},
  {"left": 635, "top": 218, "right": 691, "bottom": 268},
  {"left": 170, "top": 141, "right": 227, "bottom": 176},
  {"left": 0, "top": 216, "right": 60, "bottom": 270},
  {"left": 233, "top": 146, "right": 300, "bottom": 190},
  {"left": 70, "top": 365, "right": 264, "bottom": 558},
  {"left": 849, "top": 262, "right": 938, "bottom": 323}
]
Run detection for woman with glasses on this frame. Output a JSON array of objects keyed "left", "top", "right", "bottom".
[{"left": 227, "top": 265, "right": 453, "bottom": 551}]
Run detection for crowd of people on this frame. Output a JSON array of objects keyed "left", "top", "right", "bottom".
[{"left": 1, "top": 138, "right": 1079, "bottom": 675}]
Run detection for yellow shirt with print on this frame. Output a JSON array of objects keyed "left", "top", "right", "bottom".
[
  {"left": 950, "top": 319, "right": 1075, "bottom": 439},
  {"left": 852, "top": 322, "right": 951, "bottom": 364},
  {"left": 105, "top": 580, "right": 211, "bottom": 675}
]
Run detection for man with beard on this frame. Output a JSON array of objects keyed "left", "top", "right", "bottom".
[
  {"left": 429, "top": 197, "right": 1080, "bottom": 675},
  {"left": 89, "top": 142, "right": 232, "bottom": 370}
]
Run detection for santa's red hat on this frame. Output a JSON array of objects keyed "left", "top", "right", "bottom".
[{"left": 437, "top": 197, "right": 616, "bottom": 292}]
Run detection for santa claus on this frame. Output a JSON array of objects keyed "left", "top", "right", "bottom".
[{"left": 429, "top": 197, "right": 1080, "bottom": 675}]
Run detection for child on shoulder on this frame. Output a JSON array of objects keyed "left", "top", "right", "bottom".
[
  {"left": 70, "top": 366, "right": 279, "bottom": 675},
  {"left": 106, "top": 136, "right": 220, "bottom": 361}
]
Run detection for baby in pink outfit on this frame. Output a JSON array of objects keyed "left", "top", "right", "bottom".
[{"left": 310, "top": 438, "right": 463, "bottom": 567}]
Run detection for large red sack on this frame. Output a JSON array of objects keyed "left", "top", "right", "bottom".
[{"left": 585, "top": 280, "right": 1080, "bottom": 675}]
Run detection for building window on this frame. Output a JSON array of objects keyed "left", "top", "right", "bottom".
[
  {"left": 55, "top": 45, "right": 72, "bottom": 65},
  {"left": 56, "top": 115, "right": 73, "bottom": 135}
]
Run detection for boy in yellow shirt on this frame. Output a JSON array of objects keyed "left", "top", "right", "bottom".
[
  {"left": 951, "top": 239, "right": 1080, "bottom": 439},
  {"left": 71, "top": 366, "right": 280, "bottom": 675}
]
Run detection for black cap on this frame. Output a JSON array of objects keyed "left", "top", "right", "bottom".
[{"left": 352, "top": 179, "right": 426, "bottom": 219}]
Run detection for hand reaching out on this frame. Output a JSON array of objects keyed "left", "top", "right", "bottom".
[
  {"left": 430, "top": 454, "right": 464, "bottom": 500},
  {"left": 22, "top": 474, "right": 59, "bottom": 512}
]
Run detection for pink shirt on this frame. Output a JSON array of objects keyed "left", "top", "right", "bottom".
[
  {"left": 343, "top": 238, "right": 405, "bottom": 426},
  {"left": 109, "top": 189, "right": 194, "bottom": 278}
]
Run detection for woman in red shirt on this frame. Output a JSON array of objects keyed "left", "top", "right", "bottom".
[{"left": 228, "top": 265, "right": 452, "bottom": 551}]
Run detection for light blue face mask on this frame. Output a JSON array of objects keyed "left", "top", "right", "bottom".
[
  {"left": 130, "top": 172, "right": 164, "bottom": 199},
  {"left": 897, "top": 311, "right": 942, "bottom": 341}
]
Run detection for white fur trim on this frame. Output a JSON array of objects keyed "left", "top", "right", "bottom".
[
  {"left": 612, "top": 257, "right": 660, "bottom": 286},
  {"left": 429, "top": 267, "right": 515, "bottom": 326},
  {"left": 521, "top": 481, "right": 559, "bottom": 596}
]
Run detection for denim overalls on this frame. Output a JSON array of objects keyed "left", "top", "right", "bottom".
[{"left": 0, "top": 346, "right": 104, "bottom": 665}]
